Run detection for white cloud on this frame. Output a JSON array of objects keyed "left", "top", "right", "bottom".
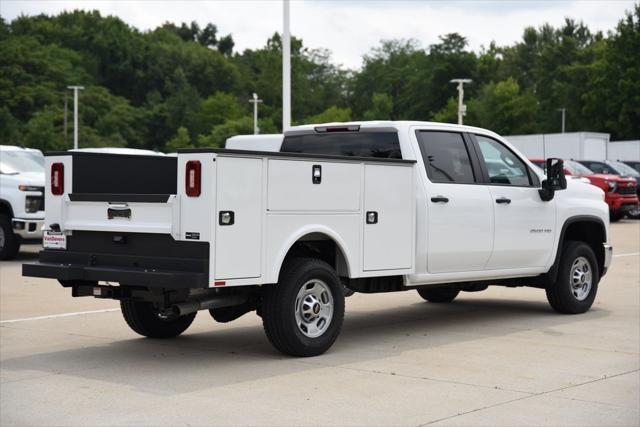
[{"left": 1, "top": 0, "right": 635, "bottom": 68}]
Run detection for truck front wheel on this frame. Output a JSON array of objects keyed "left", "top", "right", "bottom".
[
  {"left": 120, "top": 300, "right": 196, "bottom": 338},
  {"left": 546, "top": 241, "right": 599, "bottom": 314},
  {"left": 262, "top": 258, "right": 345, "bottom": 357},
  {"left": 0, "top": 214, "right": 20, "bottom": 260}
]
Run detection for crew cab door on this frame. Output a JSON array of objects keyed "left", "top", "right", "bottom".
[
  {"left": 472, "top": 134, "right": 556, "bottom": 269},
  {"left": 415, "top": 131, "right": 494, "bottom": 273}
]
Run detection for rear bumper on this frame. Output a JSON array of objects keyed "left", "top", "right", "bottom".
[
  {"left": 21, "top": 231, "right": 210, "bottom": 289},
  {"left": 23, "top": 262, "right": 207, "bottom": 289}
]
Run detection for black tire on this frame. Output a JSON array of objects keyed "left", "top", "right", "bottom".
[
  {"left": 417, "top": 287, "right": 460, "bottom": 303},
  {"left": 0, "top": 214, "right": 20, "bottom": 260},
  {"left": 120, "top": 300, "right": 196, "bottom": 338},
  {"left": 546, "top": 240, "right": 599, "bottom": 314},
  {"left": 609, "top": 211, "right": 624, "bottom": 222},
  {"left": 261, "top": 257, "right": 345, "bottom": 357}
]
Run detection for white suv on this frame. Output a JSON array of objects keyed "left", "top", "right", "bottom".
[{"left": 0, "top": 145, "right": 45, "bottom": 259}]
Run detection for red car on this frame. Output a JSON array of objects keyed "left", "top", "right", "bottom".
[{"left": 530, "top": 158, "right": 639, "bottom": 221}]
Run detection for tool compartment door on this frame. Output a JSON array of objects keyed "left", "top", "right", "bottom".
[
  {"left": 363, "top": 164, "right": 414, "bottom": 271},
  {"left": 214, "top": 156, "right": 263, "bottom": 280},
  {"left": 267, "top": 159, "right": 361, "bottom": 212}
]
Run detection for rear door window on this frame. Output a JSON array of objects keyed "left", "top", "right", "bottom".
[
  {"left": 415, "top": 131, "right": 476, "bottom": 184},
  {"left": 280, "top": 132, "right": 401, "bottom": 159}
]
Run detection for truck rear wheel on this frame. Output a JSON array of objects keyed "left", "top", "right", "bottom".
[
  {"left": 262, "top": 258, "right": 345, "bottom": 357},
  {"left": 120, "top": 300, "right": 196, "bottom": 338},
  {"left": 417, "top": 287, "right": 460, "bottom": 303},
  {"left": 546, "top": 240, "right": 599, "bottom": 314},
  {"left": 0, "top": 214, "right": 20, "bottom": 260}
]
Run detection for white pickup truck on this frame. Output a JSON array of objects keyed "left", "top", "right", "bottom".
[
  {"left": 1, "top": 145, "right": 45, "bottom": 259},
  {"left": 23, "top": 121, "right": 612, "bottom": 356}
]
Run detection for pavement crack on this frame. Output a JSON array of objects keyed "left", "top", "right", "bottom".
[{"left": 419, "top": 368, "right": 640, "bottom": 425}]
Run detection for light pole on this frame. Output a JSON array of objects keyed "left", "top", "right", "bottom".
[
  {"left": 450, "top": 79, "right": 472, "bottom": 125},
  {"left": 282, "top": 0, "right": 291, "bottom": 131},
  {"left": 249, "top": 92, "right": 263, "bottom": 135},
  {"left": 67, "top": 86, "right": 84, "bottom": 149},
  {"left": 63, "top": 94, "right": 68, "bottom": 144},
  {"left": 557, "top": 108, "right": 567, "bottom": 133}
]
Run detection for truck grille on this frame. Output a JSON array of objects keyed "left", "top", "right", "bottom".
[{"left": 616, "top": 185, "right": 637, "bottom": 195}]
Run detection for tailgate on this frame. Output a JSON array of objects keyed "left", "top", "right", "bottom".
[
  {"left": 64, "top": 194, "right": 180, "bottom": 234},
  {"left": 44, "top": 152, "right": 180, "bottom": 237}
]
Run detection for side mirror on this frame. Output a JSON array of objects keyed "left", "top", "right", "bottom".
[{"left": 539, "top": 158, "right": 567, "bottom": 202}]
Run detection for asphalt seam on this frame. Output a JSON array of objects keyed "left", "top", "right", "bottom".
[
  {"left": 419, "top": 368, "right": 640, "bottom": 426},
  {"left": 0, "top": 308, "right": 120, "bottom": 324}
]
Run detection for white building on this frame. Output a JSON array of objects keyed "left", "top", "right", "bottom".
[
  {"left": 608, "top": 140, "right": 640, "bottom": 161},
  {"left": 505, "top": 132, "right": 609, "bottom": 160}
]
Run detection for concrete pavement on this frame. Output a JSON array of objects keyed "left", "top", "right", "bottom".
[{"left": 1, "top": 221, "right": 639, "bottom": 426}]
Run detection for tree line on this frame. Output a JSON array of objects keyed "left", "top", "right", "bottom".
[{"left": 1, "top": 6, "right": 638, "bottom": 153}]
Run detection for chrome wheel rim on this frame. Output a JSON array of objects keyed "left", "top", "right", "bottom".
[
  {"left": 295, "top": 279, "right": 334, "bottom": 338},
  {"left": 570, "top": 256, "right": 592, "bottom": 301}
]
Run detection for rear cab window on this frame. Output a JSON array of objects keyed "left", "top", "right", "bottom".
[{"left": 280, "top": 131, "right": 402, "bottom": 159}]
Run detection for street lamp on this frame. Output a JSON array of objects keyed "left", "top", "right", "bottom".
[
  {"left": 249, "top": 92, "right": 263, "bottom": 135},
  {"left": 557, "top": 108, "right": 567, "bottom": 133},
  {"left": 282, "top": 0, "right": 291, "bottom": 131},
  {"left": 450, "top": 79, "right": 472, "bottom": 125},
  {"left": 67, "top": 85, "right": 84, "bottom": 149}
]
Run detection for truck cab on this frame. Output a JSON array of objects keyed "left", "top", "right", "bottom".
[{"left": 23, "top": 122, "right": 612, "bottom": 356}]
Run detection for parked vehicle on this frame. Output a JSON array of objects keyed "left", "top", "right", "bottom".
[
  {"left": 530, "top": 158, "right": 638, "bottom": 222},
  {"left": 578, "top": 160, "right": 640, "bottom": 219},
  {"left": 225, "top": 134, "right": 283, "bottom": 152},
  {"left": 23, "top": 122, "right": 612, "bottom": 356},
  {"left": 0, "top": 145, "right": 45, "bottom": 259},
  {"left": 621, "top": 160, "right": 640, "bottom": 175}
]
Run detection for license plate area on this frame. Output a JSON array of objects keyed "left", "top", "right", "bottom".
[
  {"left": 108, "top": 208, "right": 131, "bottom": 220},
  {"left": 43, "top": 230, "right": 67, "bottom": 250}
]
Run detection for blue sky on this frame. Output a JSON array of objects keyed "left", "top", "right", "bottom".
[{"left": 1, "top": 1, "right": 635, "bottom": 68}]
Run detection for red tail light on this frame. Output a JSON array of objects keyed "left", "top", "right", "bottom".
[
  {"left": 51, "top": 163, "right": 64, "bottom": 195},
  {"left": 185, "top": 160, "right": 201, "bottom": 197}
]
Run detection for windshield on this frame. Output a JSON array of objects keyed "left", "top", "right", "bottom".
[
  {"left": 564, "top": 160, "right": 594, "bottom": 175},
  {"left": 0, "top": 150, "right": 44, "bottom": 174},
  {"left": 625, "top": 161, "right": 640, "bottom": 174},
  {"left": 609, "top": 160, "right": 640, "bottom": 177}
]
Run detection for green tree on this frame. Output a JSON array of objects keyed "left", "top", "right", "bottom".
[
  {"left": 200, "top": 92, "right": 245, "bottom": 129},
  {"left": 300, "top": 106, "right": 351, "bottom": 124},
  {"left": 466, "top": 78, "right": 539, "bottom": 135},
  {"left": 166, "top": 126, "right": 193, "bottom": 152},
  {"left": 22, "top": 107, "right": 65, "bottom": 151},
  {"left": 198, "top": 117, "right": 278, "bottom": 147},
  {"left": 583, "top": 5, "right": 640, "bottom": 139},
  {"left": 363, "top": 93, "right": 393, "bottom": 120}
]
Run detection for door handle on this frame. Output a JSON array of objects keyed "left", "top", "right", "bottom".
[
  {"left": 366, "top": 211, "right": 378, "bottom": 224},
  {"left": 430, "top": 196, "right": 449, "bottom": 203},
  {"left": 219, "top": 211, "right": 235, "bottom": 225},
  {"left": 496, "top": 197, "right": 511, "bottom": 204}
]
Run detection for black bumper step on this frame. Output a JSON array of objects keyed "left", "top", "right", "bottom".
[{"left": 23, "top": 262, "right": 207, "bottom": 289}]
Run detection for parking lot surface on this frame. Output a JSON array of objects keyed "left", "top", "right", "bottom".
[{"left": 1, "top": 222, "right": 639, "bottom": 426}]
